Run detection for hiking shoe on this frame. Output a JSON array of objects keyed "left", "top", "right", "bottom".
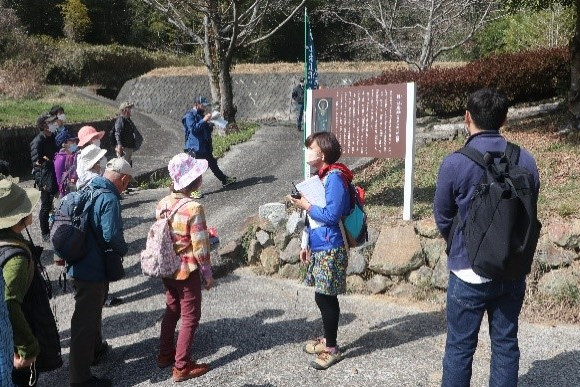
[
  {"left": 157, "top": 349, "right": 176, "bottom": 368},
  {"left": 222, "top": 176, "right": 237, "bottom": 187},
  {"left": 310, "top": 350, "right": 342, "bottom": 370},
  {"left": 172, "top": 362, "right": 210, "bottom": 382},
  {"left": 191, "top": 190, "right": 203, "bottom": 199},
  {"left": 91, "top": 341, "right": 110, "bottom": 366},
  {"left": 304, "top": 338, "right": 326, "bottom": 354}
]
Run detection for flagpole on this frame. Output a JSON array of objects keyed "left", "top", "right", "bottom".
[{"left": 303, "top": 8, "right": 308, "bottom": 179}]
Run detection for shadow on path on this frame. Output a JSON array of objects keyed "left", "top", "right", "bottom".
[
  {"left": 519, "top": 350, "right": 580, "bottom": 387},
  {"left": 342, "top": 310, "right": 446, "bottom": 358}
]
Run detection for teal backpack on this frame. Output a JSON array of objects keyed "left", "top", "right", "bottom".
[{"left": 327, "top": 170, "right": 368, "bottom": 248}]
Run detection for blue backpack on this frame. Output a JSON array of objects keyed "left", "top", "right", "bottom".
[
  {"left": 327, "top": 170, "right": 369, "bottom": 248},
  {"left": 50, "top": 185, "right": 109, "bottom": 264}
]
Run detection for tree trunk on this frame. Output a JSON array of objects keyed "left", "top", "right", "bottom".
[
  {"left": 203, "top": 16, "right": 221, "bottom": 106},
  {"left": 568, "top": 0, "right": 580, "bottom": 129},
  {"left": 219, "top": 57, "right": 236, "bottom": 123}
]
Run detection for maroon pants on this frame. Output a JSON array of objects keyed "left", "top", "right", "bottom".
[{"left": 159, "top": 272, "right": 202, "bottom": 369}]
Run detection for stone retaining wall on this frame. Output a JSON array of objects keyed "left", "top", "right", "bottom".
[
  {"left": 215, "top": 203, "right": 580, "bottom": 302},
  {"left": 116, "top": 72, "right": 381, "bottom": 122},
  {"left": 0, "top": 121, "right": 112, "bottom": 177}
]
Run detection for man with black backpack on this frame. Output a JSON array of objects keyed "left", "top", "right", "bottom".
[{"left": 434, "top": 88, "right": 541, "bottom": 387}]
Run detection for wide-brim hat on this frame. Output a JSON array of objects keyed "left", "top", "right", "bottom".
[
  {"left": 79, "top": 144, "right": 107, "bottom": 170},
  {"left": 168, "top": 153, "right": 208, "bottom": 191},
  {"left": 0, "top": 177, "right": 40, "bottom": 229},
  {"left": 78, "top": 126, "right": 105, "bottom": 147}
]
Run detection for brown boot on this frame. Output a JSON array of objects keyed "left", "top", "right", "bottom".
[{"left": 172, "top": 361, "right": 210, "bottom": 382}]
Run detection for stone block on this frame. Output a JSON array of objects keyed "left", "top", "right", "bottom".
[
  {"left": 280, "top": 238, "right": 301, "bottom": 264},
  {"left": 346, "top": 275, "right": 366, "bottom": 294},
  {"left": 366, "top": 274, "right": 392, "bottom": 294},
  {"left": 389, "top": 283, "right": 417, "bottom": 299},
  {"left": 535, "top": 234, "right": 577, "bottom": 269},
  {"left": 415, "top": 217, "right": 440, "bottom": 239},
  {"left": 279, "top": 263, "right": 301, "bottom": 279},
  {"left": 256, "top": 230, "right": 272, "bottom": 247},
  {"left": 431, "top": 252, "right": 448, "bottom": 290},
  {"left": 408, "top": 266, "right": 433, "bottom": 287},
  {"left": 422, "top": 238, "right": 446, "bottom": 268},
  {"left": 274, "top": 230, "right": 292, "bottom": 251},
  {"left": 258, "top": 203, "right": 287, "bottom": 229},
  {"left": 547, "top": 218, "right": 580, "bottom": 249},
  {"left": 260, "top": 246, "right": 280, "bottom": 275},
  {"left": 246, "top": 239, "right": 261, "bottom": 265},
  {"left": 369, "top": 223, "right": 425, "bottom": 276},
  {"left": 346, "top": 248, "right": 367, "bottom": 275},
  {"left": 286, "top": 212, "right": 305, "bottom": 235}
]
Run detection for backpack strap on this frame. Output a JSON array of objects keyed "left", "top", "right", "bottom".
[
  {"left": 455, "top": 146, "right": 488, "bottom": 169},
  {"left": 160, "top": 198, "right": 193, "bottom": 220},
  {"left": 0, "top": 240, "right": 35, "bottom": 292},
  {"left": 504, "top": 142, "right": 521, "bottom": 165}
]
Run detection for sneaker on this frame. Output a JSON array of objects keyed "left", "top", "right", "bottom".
[
  {"left": 172, "top": 362, "right": 210, "bottom": 382},
  {"left": 304, "top": 338, "right": 326, "bottom": 354},
  {"left": 310, "top": 350, "right": 342, "bottom": 370},
  {"left": 42, "top": 233, "right": 50, "bottom": 242},
  {"left": 70, "top": 376, "right": 112, "bottom": 386},
  {"left": 104, "top": 296, "right": 123, "bottom": 307},
  {"left": 222, "top": 176, "right": 237, "bottom": 187},
  {"left": 190, "top": 190, "right": 203, "bottom": 199},
  {"left": 157, "top": 349, "right": 176, "bottom": 368},
  {"left": 91, "top": 341, "right": 110, "bottom": 366}
]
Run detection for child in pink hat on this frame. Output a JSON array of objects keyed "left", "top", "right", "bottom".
[{"left": 155, "top": 153, "right": 212, "bottom": 382}]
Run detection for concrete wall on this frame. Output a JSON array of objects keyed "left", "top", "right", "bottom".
[{"left": 116, "top": 72, "right": 381, "bottom": 122}]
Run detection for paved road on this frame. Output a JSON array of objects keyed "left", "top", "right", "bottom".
[{"left": 20, "top": 112, "right": 580, "bottom": 385}]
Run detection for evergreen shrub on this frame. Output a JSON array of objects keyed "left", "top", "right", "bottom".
[
  {"left": 45, "top": 41, "right": 192, "bottom": 88},
  {"left": 356, "top": 47, "right": 569, "bottom": 116}
]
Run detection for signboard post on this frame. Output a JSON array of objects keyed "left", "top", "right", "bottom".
[{"left": 304, "top": 83, "right": 416, "bottom": 220}]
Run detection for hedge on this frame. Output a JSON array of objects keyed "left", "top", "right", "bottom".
[
  {"left": 44, "top": 40, "right": 196, "bottom": 89},
  {"left": 355, "top": 47, "right": 569, "bottom": 116}
]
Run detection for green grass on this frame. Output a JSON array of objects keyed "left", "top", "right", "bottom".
[
  {"left": 213, "top": 122, "right": 259, "bottom": 158},
  {"left": 0, "top": 86, "right": 117, "bottom": 127},
  {"left": 356, "top": 118, "right": 580, "bottom": 226}
]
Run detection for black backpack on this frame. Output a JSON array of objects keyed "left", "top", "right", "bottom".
[
  {"left": 447, "top": 142, "right": 542, "bottom": 279},
  {"left": 0, "top": 240, "right": 63, "bottom": 372}
]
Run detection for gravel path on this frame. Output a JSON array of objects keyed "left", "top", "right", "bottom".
[{"left": 16, "top": 99, "right": 579, "bottom": 386}]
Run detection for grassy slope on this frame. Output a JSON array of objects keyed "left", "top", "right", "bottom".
[
  {"left": 356, "top": 113, "right": 580, "bottom": 226},
  {"left": 0, "top": 86, "right": 117, "bottom": 127}
]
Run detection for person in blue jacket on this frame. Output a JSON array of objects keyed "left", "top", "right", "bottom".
[
  {"left": 182, "top": 96, "right": 236, "bottom": 198},
  {"left": 289, "top": 132, "right": 352, "bottom": 370},
  {"left": 67, "top": 158, "right": 133, "bottom": 387},
  {"left": 434, "top": 88, "right": 540, "bottom": 387}
]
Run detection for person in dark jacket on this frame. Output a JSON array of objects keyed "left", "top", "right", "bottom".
[
  {"left": 29, "top": 113, "right": 59, "bottom": 242},
  {"left": 291, "top": 78, "right": 304, "bottom": 131},
  {"left": 114, "top": 102, "right": 139, "bottom": 167},
  {"left": 434, "top": 88, "right": 540, "bottom": 387},
  {"left": 182, "top": 96, "right": 236, "bottom": 198},
  {"left": 67, "top": 159, "right": 133, "bottom": 387}
]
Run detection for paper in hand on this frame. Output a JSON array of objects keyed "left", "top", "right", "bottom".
[{"left": 209, "top": 111, "right": 228, "bottom": 129}]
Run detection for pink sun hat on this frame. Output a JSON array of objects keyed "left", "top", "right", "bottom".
[
  {"left": 168, "top": 153, "right": 208, "bottom": 191},
  {"left": 77, "top": 125, "right": 105, "bottom": 147}
]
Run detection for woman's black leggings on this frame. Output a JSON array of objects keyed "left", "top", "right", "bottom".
[{"left": 315, "top": 292, "right": 340, "bottom": 348}]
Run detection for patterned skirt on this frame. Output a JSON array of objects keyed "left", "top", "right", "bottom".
[{"left": 304, "top": 247, "right": 348, "bottom": 296}]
